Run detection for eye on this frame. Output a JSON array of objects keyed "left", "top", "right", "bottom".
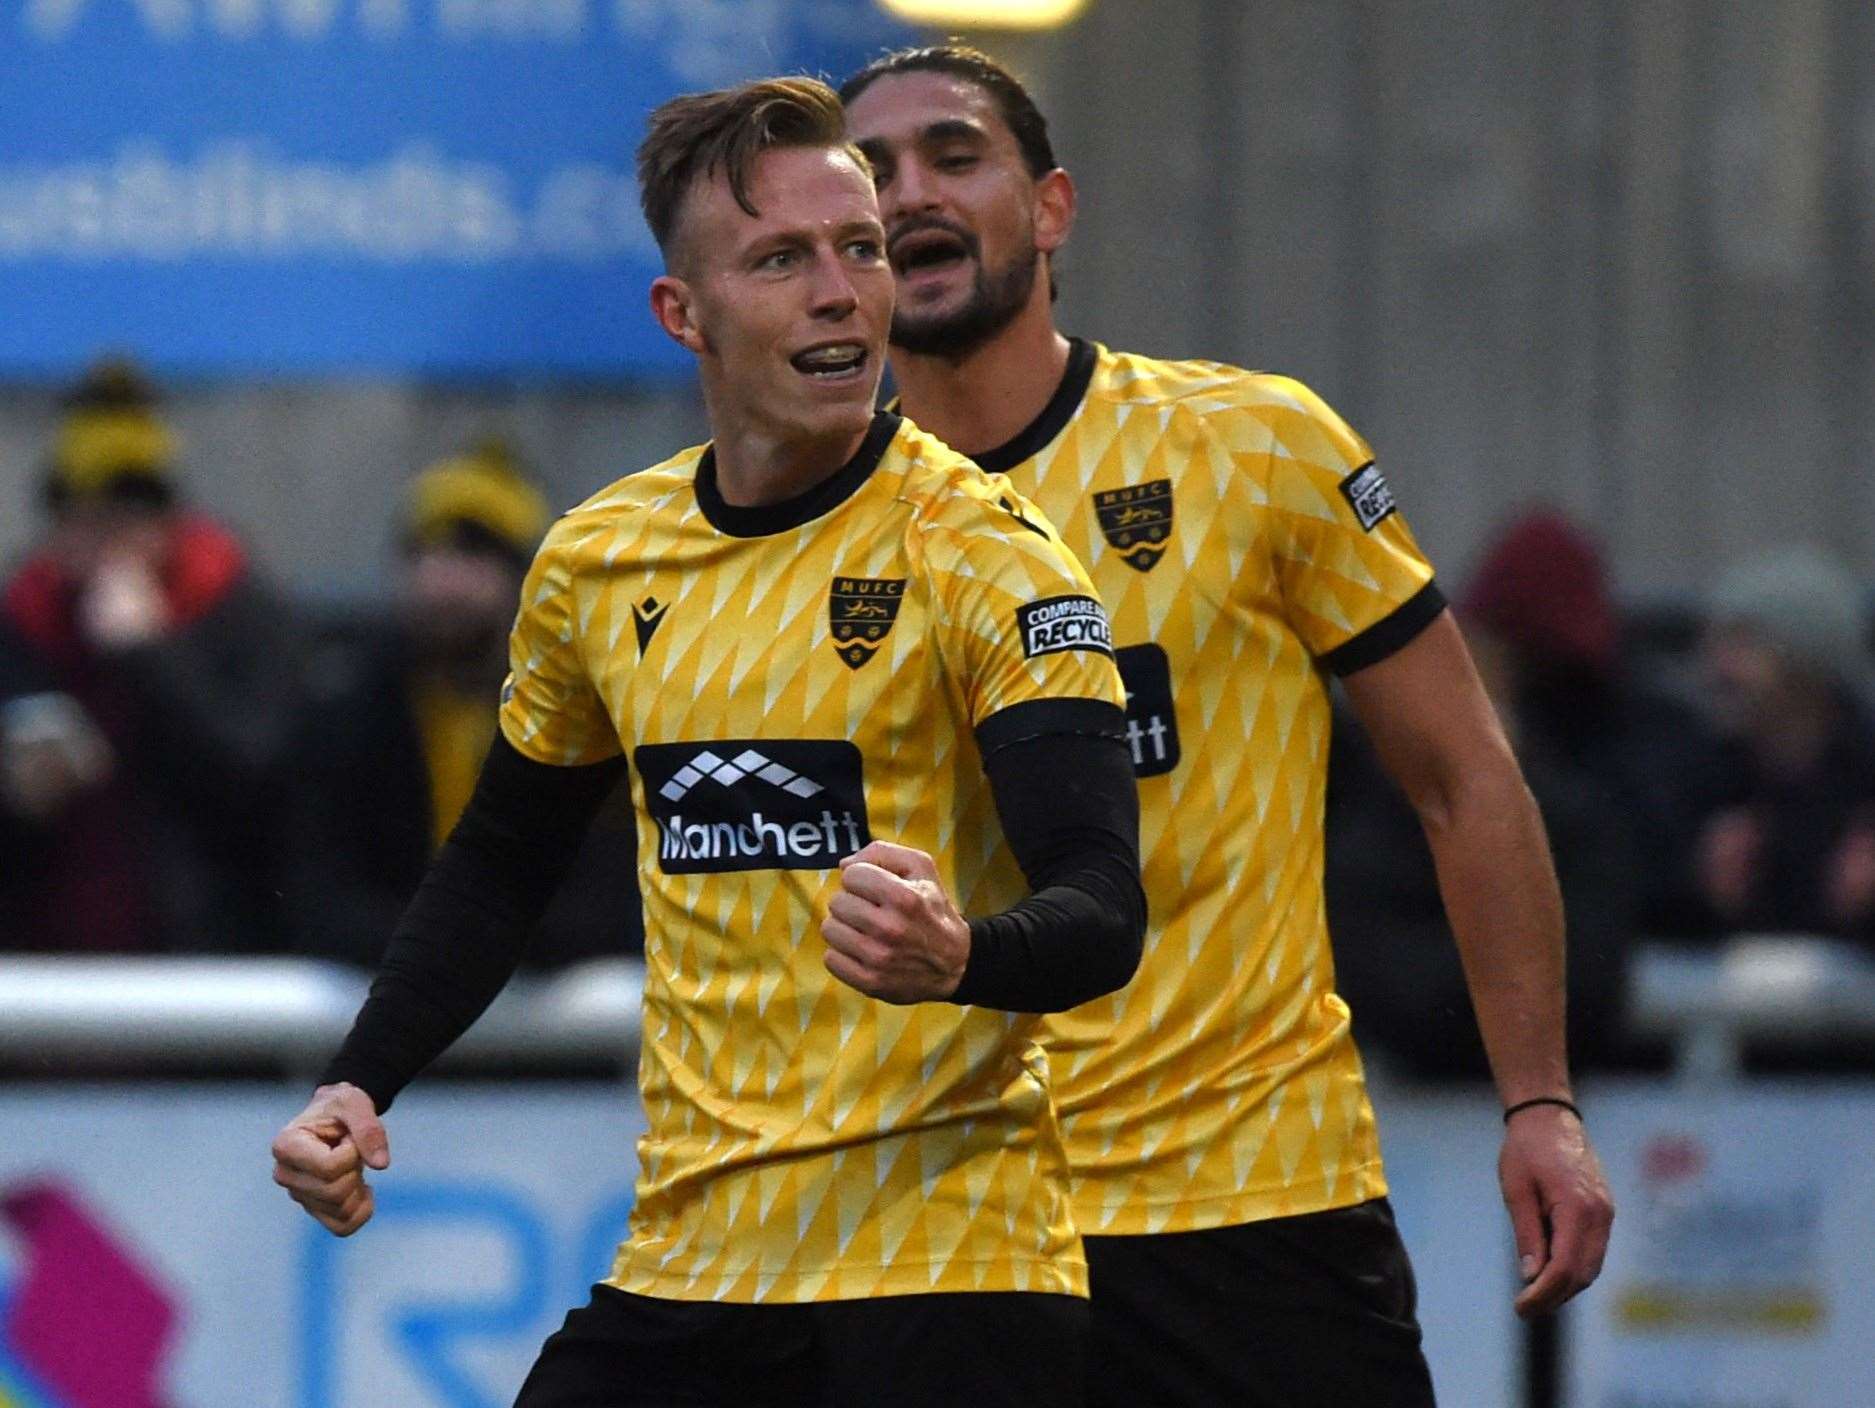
[
  {"left": 845, "top": 238, "right": 884, "bottom": 263},
  {"left": 937, "top": 153, "right": 978, "bottom": 173},
  {"left": 757, "top": 248, "right": 798, "bottom": 271}
]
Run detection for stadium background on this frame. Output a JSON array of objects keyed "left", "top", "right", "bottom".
[{"left": 3, "top": 2, "right": 1872, "bottom": 1406}]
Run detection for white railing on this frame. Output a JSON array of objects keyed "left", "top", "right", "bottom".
[
  {"left": 1626, "top": 935, "right": 1875, "bottom": 1081},
  {"left": 2, "top": 939, "right": 1872, "bottom": 1086},
  {"left": 0, "top": 955, "right": 644, "bottom": 1079}
]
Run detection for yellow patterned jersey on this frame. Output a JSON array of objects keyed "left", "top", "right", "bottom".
[
  {"left": 499, "top": 412, "right": 1125, "bottom": 1302},
  {"left": 974, "top": 341, "right": 1443, "bottom": 1236}
]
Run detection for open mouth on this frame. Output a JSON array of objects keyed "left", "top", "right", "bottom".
[
  {"left": 789, "top": 343, "right": 869, "bottom": 379},
  {"left": 889, "top": 226, "right": 972, "bottom": 278}
]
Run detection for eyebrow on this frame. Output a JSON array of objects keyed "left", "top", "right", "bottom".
[
  {"left": 735, "top": 216, "right": 883, "bottom": 258},
  {"left": 918, "top": 119, "right": 988, "bottom": 146},
  {"left": 856, "top": 118, "right": 989, "bottom": 163}
]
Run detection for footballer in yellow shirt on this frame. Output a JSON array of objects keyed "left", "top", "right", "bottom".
[
  {"left": 847, "top": 43, "right": 1613, "bottom": 1408},
  {"left": 274, "top": 76, "right": 1145, "bottom": 1408},
  {"left": 501, "top": 409, "right": 1128, "bottom": 1309}
]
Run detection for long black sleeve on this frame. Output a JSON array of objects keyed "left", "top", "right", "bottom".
[
  {"left": 319, "top": 735, "right": 626, "bottom": 1109},
  {"left": 949, "top": 699, "right": 1146, "bottom": 1013}
]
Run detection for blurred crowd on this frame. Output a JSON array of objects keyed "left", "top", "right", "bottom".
[
  {"left": 4, "top": 360, "right": 1873, "bottom": 1074},
  {"left": 1328, "top": 513, "right": 1875, "bottom": 1076},
  {"left": 0, "top": 359, "right": 640, "bottom": 972}
]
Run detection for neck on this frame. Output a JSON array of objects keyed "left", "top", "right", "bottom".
[
  {"left": 704, "top": 397, "right": 870, "bottom": 507},
  {"left": 888, "top": 297, "right": 1071, "bottom": 459}
]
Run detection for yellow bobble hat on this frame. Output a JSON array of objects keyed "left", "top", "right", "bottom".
[
  {"left": 403, "top": 440, "right": 552, "bottom": 562},
  {"left": 48, "top": 359, "right": 178, "bottom": 502}
]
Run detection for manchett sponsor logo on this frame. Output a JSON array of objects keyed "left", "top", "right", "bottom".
[
  {"left": 1117, "top": 643, "right": 1179, "bottom": 777},
  {"left": 636, "top": 742, "right": 871, "bottom": 874}
]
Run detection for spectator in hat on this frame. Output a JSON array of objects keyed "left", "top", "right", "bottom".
[
  {"left": 281, "top": 442, "right": 641, "bottom": 967},
  {"left": 0, "top": 358, "right": 302, "bottom": 953},
  {"left": 1687, "top": 545, "right": 1875, "bottom": 945},
  {"left": 1455, "top": 510, "right": 1722, "bottom": 936}
]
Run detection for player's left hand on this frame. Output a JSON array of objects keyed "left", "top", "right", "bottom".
[
  {"left": 822, "top": 841, "right": 970, "bottom": 1004},
  {"left": 1500, "top": 1103, "right": 1614, "bottom": 1318}
]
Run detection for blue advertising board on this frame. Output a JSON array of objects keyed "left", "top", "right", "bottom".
[{"left": 0, "top": 0, "right": 910, "bottom": 377}]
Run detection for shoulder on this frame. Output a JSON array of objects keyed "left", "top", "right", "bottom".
[
  {"left": 1090, "top": 348, "right": 1370, "bottom": 470},
  {"left": 535, "top": 446, "right": 707, "bottom": 566},
  {"left": 889, "top": 419, "right": 1063, "bottom": 554}
]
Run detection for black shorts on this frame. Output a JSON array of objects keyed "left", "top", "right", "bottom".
[
  {"left": 514, "top": 1283, "right": 1089, "bottom": 1408},
  {"left": 1083, "top": 1197, "right": 1436, "bottom": 1408}
]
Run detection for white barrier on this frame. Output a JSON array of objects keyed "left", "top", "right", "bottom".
[
  {"left": 0, "top": 957, "right": 644, "bottom": 1072},
  {"left": 0, "top": 1080, "right": 1522, "bottom": 1408},
  {"left": 1, "top": 950, "right": 1872, "bottom": 1407},
  {"left": 1564, "top": 1082, "right": 1875, "bottom": 1408},
  {"left": 0, "top": 1084, "right": 649, "bottom": 1408},
  {"left": 9, "top": 937, "right": 1871, "bottom": 1083},
  {"left": 1626, "top": 937, "right": 1875, "bottom": 1082}
]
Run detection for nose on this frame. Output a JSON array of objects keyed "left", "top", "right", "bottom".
[
  {"left": 883, "top": 155, "right": 940, "bottom": 222},
  {"left": 806, "top": 249, "right": 859, "bottom": 321}
]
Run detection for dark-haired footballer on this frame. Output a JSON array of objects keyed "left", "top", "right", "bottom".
[
  {"left": 844, "top": 45, "right": 1614, "bottom": 1408},
  {"left": 270, "top": 74, "right": 1144, "bottom": 1408}
]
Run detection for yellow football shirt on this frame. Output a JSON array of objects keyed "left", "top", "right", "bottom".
[
  {"left": 499, "top": 412, "right": 1126, "bottom": 1301},
  {"left": 980, "top": 341, "right": 1442, "bottom": 1236}
]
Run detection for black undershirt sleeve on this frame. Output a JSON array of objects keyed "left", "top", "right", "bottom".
[
  {"left": 949, "top": 699, "right": 1147, "bottom": 1013},
  {"left": 319, "top": 734, "right": 627, "bottom": 1111}
]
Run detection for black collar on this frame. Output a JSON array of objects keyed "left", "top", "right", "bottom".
[
  {"left": 695, "top": 413, "right": 902, "bottom": 538},
  {"left": 970, "top": 337, "right": 1097, "bottom": 474}
]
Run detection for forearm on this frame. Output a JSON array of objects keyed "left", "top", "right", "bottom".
[
  {"left": 1415, "top": 758, "right": 1572, "bottom": 1103},
  {"left": 954, "top": 864, "right": 1144, "bottom": 1012},
  {"left": 320, "top": 737, "right": 625, "bottom": 1109},
  {"left": 950, "top": 710, "right": 1146, "bottom": 1012},
  {"left": 318, "top": 849, "right": 534, "bottom": 1109}
]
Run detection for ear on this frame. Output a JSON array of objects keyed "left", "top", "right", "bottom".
[
  {"left": 650, "top": 275, "right": 707, "bottom": 355},
  {"left": 1032, "top": 167, "right": 1077, "bottom": 257}
]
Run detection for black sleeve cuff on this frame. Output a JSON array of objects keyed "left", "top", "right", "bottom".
[{"left": 1319, "top": 580, "right": 1446, "bottom": 677}]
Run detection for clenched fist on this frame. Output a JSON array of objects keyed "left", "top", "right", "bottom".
[
  {"left": 270, "top": 1082, "right": 391, "bottom": 1237},
  {"left": 821, "top": 841, "right": 970, "bottom": 1004}
]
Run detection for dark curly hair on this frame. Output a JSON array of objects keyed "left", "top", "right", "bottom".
[{"left": 837, "top": 44, "right": 1058, "bottom": 179}]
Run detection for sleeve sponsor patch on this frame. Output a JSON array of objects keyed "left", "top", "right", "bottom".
[
  {"left": 1338, "top": 462, "right": 1397, "bottom": 532},
  {"left": 1016, "top": 595, "right": 1114, "bottom": 660}
]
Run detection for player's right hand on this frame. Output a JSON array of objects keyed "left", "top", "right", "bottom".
[{"left": 270, "top": 1082, "right": 391, "bottom": 1237}]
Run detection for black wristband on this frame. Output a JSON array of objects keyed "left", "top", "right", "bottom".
[{"left": 1502, "top": 1096, "right": 1582, "bottom": 1125}]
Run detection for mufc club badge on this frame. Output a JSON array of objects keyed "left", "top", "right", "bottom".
[
  {"left": 829, "top": 576, "right": 906, "bottom": 670},
  {"left": 1094, "top": 479, "right": 1173, "bottom": 572}
]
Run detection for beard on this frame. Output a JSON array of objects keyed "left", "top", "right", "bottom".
[{"left": 888, "top": 222, "right": 1039, "bottom": 360}]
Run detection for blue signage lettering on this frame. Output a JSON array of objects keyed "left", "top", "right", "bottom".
[{"left": 2, "top": 0, "right": 908, "bottom": 375}]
